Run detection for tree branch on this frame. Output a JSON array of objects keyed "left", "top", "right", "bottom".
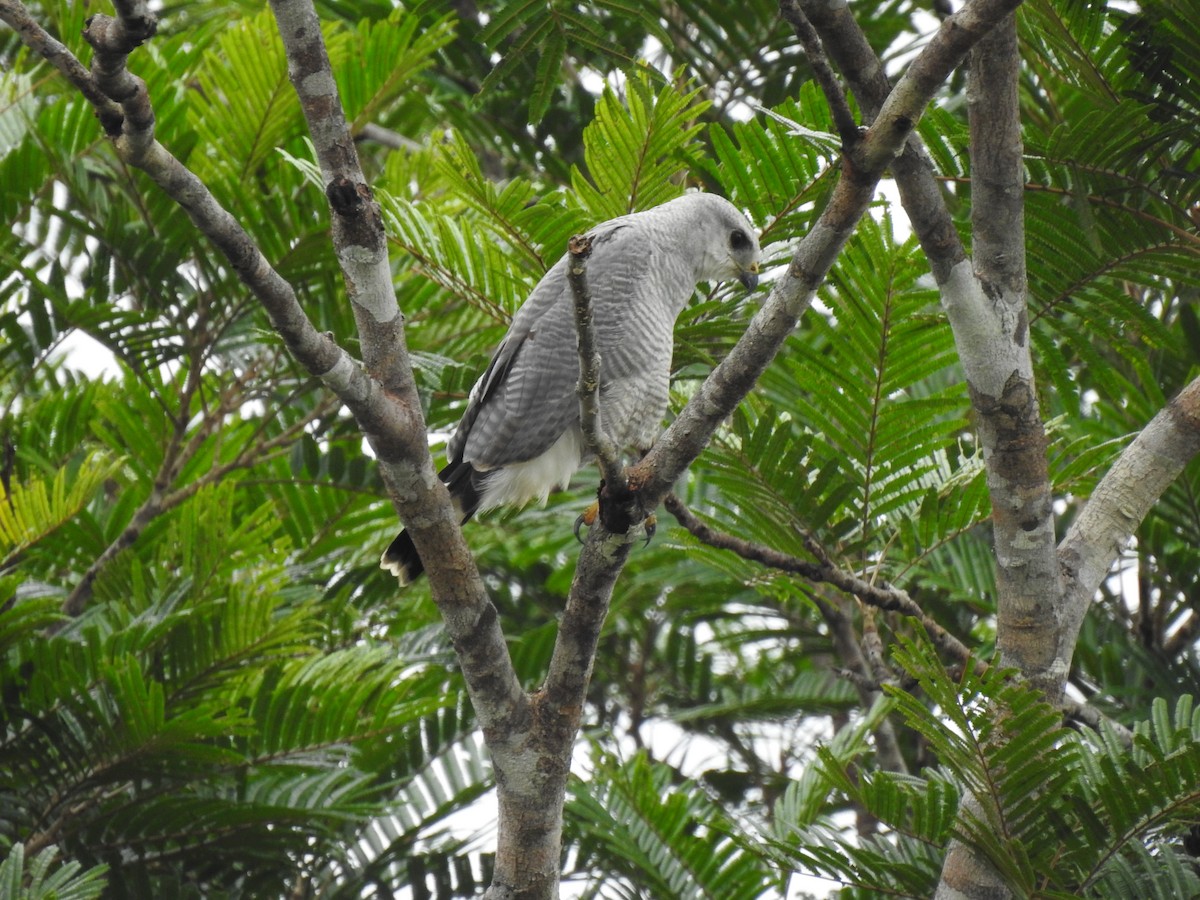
[
  {"left": 265, "top": 0, "right": 407, "bottom": 391},
  {"left": 662, "top": 496, "right": 1151, "bottom": 778},
  {"left": 60, "top": 382, "right": 340, "bottom": 619},
  {"left": 62, "top": 12, "right": 359, "bottom": 410},
  {"left": 661, "top": 493, "right": 912, "bottom": 774},
  {"left": 798, "top": 1, "right": 1067, "bottom": 703},
  {"left": 264, "top": 6, "right": 533, "bottom": 855},
  {"left": 5, "top": 0, "right": 524, "bottom": 754},
  {"left": 965, "top": 15, "right": 1062, "bottom": 695},
  {"left": 628, "top": 0, "right": 1023, "bottom": 517},
  {"left": 938, "top": 14, "right": 1056, "bottom": 898},
  {"left": 791, "top": 0, "right": 1156, "bottom": 762},
  {"left": 1058, "top": 375, "right": 1200, "bottom": 663},
  {"left": 856, "top": 0, "right": 1023, "bottom": 174},
  {"left": 460, "top": 233, "right": 654, "bottom": 897},
  {"left": 357, "top": 122, "right": 425, "bottom": 153},
  {"left": 794, "top": 0, "right": 967, "bottom": 280},
  {"left": 567, "top": 234, "right": 624, "bottom": 488},
  {"left": 0, "top": 0, "right": 122, "bottom": 133},
  {"left": 778, "top": 0, "right": 859, "bottom": 146},
  {"left": 1061, "top": 699, "right": 1134, "bottom": 747},
  {"left": 265, "top": 0, "right": 469, "bottom": 562},
  {"left": 529, "top": 16, "right": 1030, "bottom": 850},
  {"left": 5, "top": 1, "right": 393, "bottom": 612},
  {"left": 526, "top": 519, "right": 636, "bottom": 891}
]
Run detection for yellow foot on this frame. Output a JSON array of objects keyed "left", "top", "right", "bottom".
[{"left": 573, "top": 501, "right": 599, "bottom": 543}]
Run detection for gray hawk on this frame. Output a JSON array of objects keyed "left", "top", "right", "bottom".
[{"left": 381, "top": 192, "right": 762, "bottom": 583}]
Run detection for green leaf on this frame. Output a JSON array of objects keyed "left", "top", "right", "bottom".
[
  {"left": 571, "top": 71, "right": 709, "bottom": 218},
  {"left": 0, "top": 453, "right": 119, "bottom": 569},
  {"left": 0, "top": 844, "right": 108, "bottom": 900}
]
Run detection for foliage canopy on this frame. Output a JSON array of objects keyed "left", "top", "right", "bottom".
[{"left": 2, "top": 0, "right": 1199, "bottom": 896}]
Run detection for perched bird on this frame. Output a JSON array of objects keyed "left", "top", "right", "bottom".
[{"left": 381, "top": 192, "right": 762, "bottom": 583}]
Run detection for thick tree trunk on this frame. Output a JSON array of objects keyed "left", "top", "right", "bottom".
[{"left": 934, "top": 16, "right": 1050, "bottom": 899}]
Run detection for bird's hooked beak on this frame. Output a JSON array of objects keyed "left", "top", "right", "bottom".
[{"left": 738, "top": 262, "right": 760, "bottom": 291}]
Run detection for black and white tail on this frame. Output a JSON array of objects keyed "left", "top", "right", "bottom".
[{"left": 379, "top": 460, "right": 482, "bottom": 584}]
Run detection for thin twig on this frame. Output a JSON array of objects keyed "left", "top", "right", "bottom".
[
  {"left": 358, "top": 123, "right": 424, "bottom": 153},
  {"left": 0, "top": 0, "right": 123, "bottom": 133},
  {"left": 664, "top": 495, "right": 1135, "bottom": 743},
  {"left": 59, "top": 390, "right": 340, "bottom": 618},
  {"left": 663, "top": 493, "right": 974, "bottom": 667},
  {"left": 778, "top": 0, "right": 860, "bottom": 146},
  {"left": 860, "top": 605, "right": 896, "bottom": 685},
  {"left": 567, "top": 234, "right": 625, "bottom": 491}
]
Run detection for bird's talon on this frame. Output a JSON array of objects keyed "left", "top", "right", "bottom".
[{"left": 574, "top": 501, "right": 600, "bottom": 543}]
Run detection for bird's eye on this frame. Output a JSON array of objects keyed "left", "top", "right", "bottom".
[{"left": 730, "top": 229, "right": 750, "bottom": 251}]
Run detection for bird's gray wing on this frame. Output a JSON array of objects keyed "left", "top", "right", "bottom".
[{"left": 450, "top": 221, "right": 651, "bottom": 469}]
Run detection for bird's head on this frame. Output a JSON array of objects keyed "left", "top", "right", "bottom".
[
  {"left": 673, "top": 193, "right": 762, "bottom": 292},
  {"left": 728, "top": 226, "right": 761, "bottom": 291}
]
